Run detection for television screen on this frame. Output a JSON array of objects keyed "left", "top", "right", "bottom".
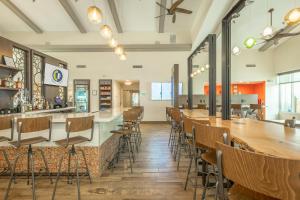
[{"left": 44, "top": 63, "right": 69, "bottom": 87}]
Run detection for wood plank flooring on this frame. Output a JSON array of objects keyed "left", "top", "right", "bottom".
[{"left": 0, "top": 124, "right": 214, "bottom": 200}]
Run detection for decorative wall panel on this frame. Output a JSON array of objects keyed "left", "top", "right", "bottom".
[
  {"left": 12, "top": 47, "right": 26, "bottom": 106},
  {"left": 32, "top": 54, "right": 43, "bottom": 108}
]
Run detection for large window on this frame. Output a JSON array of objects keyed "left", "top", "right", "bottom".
[
  {"left": 279, "top": 71, "right": 300, "bottom": 113},
  {"left": 151, "top": 82, "right": 183, "bottom": 100}
]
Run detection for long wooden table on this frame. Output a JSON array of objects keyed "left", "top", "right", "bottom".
[{"left": 182, "top": 109, "right": 300, "bottom": 160}]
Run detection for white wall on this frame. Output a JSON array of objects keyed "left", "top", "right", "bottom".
[{"left": 47, "top": 51, "right": 189, "bottom": 121}]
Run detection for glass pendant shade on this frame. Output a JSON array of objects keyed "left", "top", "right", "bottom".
[
  {"left": 205, "top": 64, "right": 210, "bottom": 69},
  {"left": 114, "top": 45, "right": 124, "bottom": 55},
  {"left": 262, "top": 26, "right": 274, "bottom": 39},
  {"left": 190, "top": 74, "right": 194, "bottom": 78},
  {"left": 201, "top": 67, "right": 205, "bottom": 72},
  {"left": 284, "top": 8, "right": 300, "bottom": 26},
  {"left": 87, "top": 6, "right": 102, "bottom": 24},
  {"left": 197, "top": 69, "right": 201, "bottom": 74},
  {"left": 232, "top": 46, "right": 241, "bottom": 55},
  {"left": 100, "top": 25, "right": 113, "bottom": 39},
  {"left": 108, "top": 38, "right": 118, "bottom": 48},
  {"left": 243, "top": 37, "right": 256, "bottom": 49},
  {"left": 120, "top": 53, "right": 127, "bottom": 61}
]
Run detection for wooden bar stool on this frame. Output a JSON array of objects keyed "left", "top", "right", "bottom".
[
  {"left": 216, "top": 142, "right": 300, "bottom": 200},
  {"left": 52, "top": 115, "right": 94, "bottom": 200},
  {"left": 183, "top": 116, "right": 210, "bottom": 190},
  {"left": 4, "top": 116, "right": 53, "bottom": 200},
  {"left": 111, "top": 110, "right": 138, "bottom": 173},
  {"left": 0, "top": 116, "right": 14, "bottom": 175},
  {"left": 193, "top": 123, "right": 230, "bottom": 200}
]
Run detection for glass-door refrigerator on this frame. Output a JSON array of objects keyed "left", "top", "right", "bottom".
[{"left": 74, "top": 80, "right": 90, "bottom": 113}]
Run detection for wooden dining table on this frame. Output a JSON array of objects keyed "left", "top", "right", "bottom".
[{"left": 182, "top": 109, "right": 300, "bottom": 160}]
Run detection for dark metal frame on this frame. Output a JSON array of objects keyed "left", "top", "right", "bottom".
[
  {"left": 187, "top": 34, "right": 217, "bottom": 116},
  {"left": 221, "top": 0, "right": 246, "bottom": 120}
]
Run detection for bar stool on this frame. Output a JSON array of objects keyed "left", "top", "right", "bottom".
[
  {"left": 4, "top": 116, "right": 53, "bottom": 200},
  {"left": 111, "top": 110, "right": 138, "bottom": 173},
  {"left": 169, "top": 108, "right": 182, "bottom": 157},
  {"left": 0, "top": 116, "right": 14, "bottom": 175},
  {"left": 52, "top": 115, "right": 94, "bottom": 200},
  {"left": 231, "top": 104, "right": 242, "bottom": 117},
  {"left": 193, "top": 123, "right": 230, "bottom": 200},
  {"left": 183, "top": 117, "right": 210, "bottom": 190}
]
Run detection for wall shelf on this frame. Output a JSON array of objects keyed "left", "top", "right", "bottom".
[
  {"left": 0, "top": 87, "right": 19, "bottom": 92},
  {"left": 99, "top": 79, "right": 112, "bottom": 110},
  {"left": 0, "top": 64, "right": 21, "bottom": 76}
]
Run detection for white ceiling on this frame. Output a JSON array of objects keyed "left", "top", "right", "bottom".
[
  {"left": 0, "top": 0, "right": 203, "bottom": 44},
  {"left": 231, "top": 0, "right": 300, "bottom": 49}
]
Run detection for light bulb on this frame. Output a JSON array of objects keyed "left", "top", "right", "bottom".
[
  {"left": 114, "top": 45, "right": 124, "bottom": 55},
  {"left": 244, "top": 37, "right": 256, "bottom": 49},
  {"left": 100, "top": 25, "right": 113, "bottom": 39},
  {"left": 120, "top": 53, "right": 127, "bottom": 61},
  {"left": 108, "top": 38, "right": 118, "bottom": 48},
  {"left": 205, "top": 64, "right": 209, "bottom": 69},
  {"left": 232, "top": 46, "right": 241, "bottom": 55},
  {"left": 197, "top": 69, "right": 201, "bottom": 73},
  {"left": 190, "top": 74, "right": 194, "bottom": 78},
  {"left": 285, "top": 8, "right": 300, "bottom": 26},
  {"left": 87, "top": 6, "right": 102, "bottom": 24},
  {"left": 262, "top": 26, "right": 274, "bottom": 39},
  {"left": 201, "top": 67, "right": 205, "bottom": 72}
]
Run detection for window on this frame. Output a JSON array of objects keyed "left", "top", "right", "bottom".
[
  {"left": 151, "top": 82, "right": 183, "bottom": 100},
  {"left": 278, "top": 71, "right": 300, "bottom": 113}
]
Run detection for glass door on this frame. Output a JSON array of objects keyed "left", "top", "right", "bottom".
[{"left": 74, "top": 80, "right": 90, "bottom": 112}]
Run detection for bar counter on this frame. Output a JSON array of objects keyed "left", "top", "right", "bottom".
[{"left": 0, "top": 109, "right": 123, "bottom": 176}]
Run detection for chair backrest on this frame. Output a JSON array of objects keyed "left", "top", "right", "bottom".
[
  {"left": 0, "top": 116, "right": 14, "bottom": 141},
  {"left": 231, "top": 104, "right": 241, "bottom": 110},
  {"left": 171, "top": 108, "right": 181, "bottom": 124},
  {"left": 250, "top": 104, "right": 261, "bottom": 110},
  {"left": 193, "top": 123, "right": 230, "bottom": 150},
  {"left": 0, "top": 116, "right": 14, "bottom": 130},
  {"left": 123, "top": 110, "right": 139, "bottom": 122},
  {"left": 183, "top": 115, "right": 210, "bottom": 134},
  {"left": 17, "top": 116, "right": 52, "bottom": 133},
  {"left": 197, "top": 104, "right": 206, "bottom": 109},
  {"left": 216, "top": 142, "right": 300, "bottom": 200},
  {"left": 66, "top": 115, "right": 94, "bottom": 133}
]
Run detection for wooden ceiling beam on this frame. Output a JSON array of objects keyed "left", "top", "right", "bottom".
[
  {"left": 107, "top": 0, "right": 123, "bottom": 33},
  {"left": 0, "top": 0, "right": 43, "bottom": 33},
  {"left": 58, "top": 0, "right": 87, "bottom": 33}
]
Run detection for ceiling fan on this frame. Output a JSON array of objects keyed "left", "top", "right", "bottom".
[{"left": 155, "top": 0, "right": 192, "bottom": 23}]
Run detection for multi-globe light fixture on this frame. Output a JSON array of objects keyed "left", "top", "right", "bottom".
[
  {"left": 87, "top": 4, "right": 127, "bottom": 60},
  {"left": 190, "top": 64, "right": 209, "bottom": 78}
]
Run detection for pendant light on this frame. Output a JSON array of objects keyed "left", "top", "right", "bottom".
[
  {"left": 243, "top": 37, "right": 256, "bottom": 49},
  {"left": 120, "top": 53, "right": 127, "bottom": 61},
  {"left": 285, "top": 8, "right": 300, "bottom": 26},
  {"left": 262, "top": 8, "right": 275, "bottom": 39},
  {"left": 87, "top": 6, "right": 102, "bottom": 24},
  {"left": 108, "top": 38, "right": 118, "bottom": 48},
  {"left": 232, "top": 46, "right": 241, "bottom": 55},
  {"left": 205, "top": 64, "right": 209, "bottom": 69},
  {"left": 100, "top": 25, "right": 113, "bottom": 39},
  {"left": 114, "top": 45, "right": 124, "bottom": 55}
]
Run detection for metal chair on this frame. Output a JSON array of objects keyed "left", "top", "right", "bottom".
[
  {"left": 0, "top": 116, "right": 14, "bottom": 175},
  {"left": 52, "top": 115, "right": 94, "bottom": 200},
  {"left": 4, "top": 116, "right": 53, "bottom": 200},
  {"left": 216, "top": 142, "right": 300, "bottom": 200}
]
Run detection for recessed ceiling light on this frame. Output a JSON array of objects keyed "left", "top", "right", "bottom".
[{"left": 124, "top": 80, "right": 132, "bottom": 85}]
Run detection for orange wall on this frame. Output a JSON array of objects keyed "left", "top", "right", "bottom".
[{"left": 204, "top": 81, "right": 265, "bottom": 104}]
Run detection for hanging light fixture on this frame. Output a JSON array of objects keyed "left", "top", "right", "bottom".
[
  {"left": 87, "top": 6, "right": 102, "bottom": 24},
  {"left": 190, "top": 74, "right": 194, "bottom": 78},
  {"left": 205, "top": 64, "right": 210, "bottom": 69},
  {"left": 108, "top": 38, "right": 118, "bottom": 48},
  {"left": 120, "top": 53, "right": 127, "bottom": 61},
  {"left": 262, "top": 8, "right": 275, "bottom": 39},
  {"left": 201, "top": 67, "right": 205, "bottom": 72},
  {"left": 114, "top": 45, "right": 124, "bottom": 55},
  {"left": 243, "top": 37, "right": 257, "bottom": 49},
  {"left": 100, "top": 25, "right": 113, "bottom": 39},
  {"left": 197, "top": 69, "right": 201, "bottom": 74},
  {"left": 124, "top": 80, "right": 132, "bottom": 85},
  {"left": 284, "top": 7, "right": 300, "bottom": 26}
]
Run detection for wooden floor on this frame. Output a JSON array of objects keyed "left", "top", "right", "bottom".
[{"left": 0, "top": 124, "right": 214, "bottom": 200}]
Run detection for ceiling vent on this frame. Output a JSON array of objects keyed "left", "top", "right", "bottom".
[
  {"left": 133, "top": 65, "right": 143, "bottom": 69},
  {"left": 170, "top": 34, "right": 176, "bottom": 44},
  {"left": 246, "top": 64, "right": 256, "bottom": 68},
  {"left": 76, "top": 65, "right": 87, "bottom": 68}
]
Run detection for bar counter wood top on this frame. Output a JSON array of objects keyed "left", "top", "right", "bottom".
[{"left": 182, "top": 109, "right": 300, "bottom": 160}]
